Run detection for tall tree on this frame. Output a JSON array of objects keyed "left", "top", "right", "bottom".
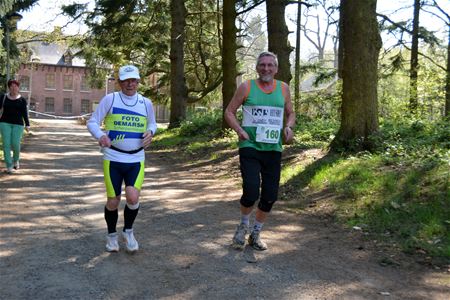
[
  {"left": 222, "top": 0, "right": 237, "bottom": 129},
  {"left": 409, "top": 0, "right": 421, "bottom": 114},
  {"left": 266, "top": 0, "right": 293, "bottom": 83},
  {"left": 331, "top": 0, "right": 382, "bottom": 151},
  {"left": 294, "top": 1, "right": 302, "bottom": 115},
  {"left": 446, "top": 21, "right": 450, "bottom": 117},
  {"left": 169, "top": 0, "right": 187, "bottom": 128}
]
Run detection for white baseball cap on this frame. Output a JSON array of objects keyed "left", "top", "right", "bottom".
[{"left": 118, "top": 65, "right": 140, "bottom": 80}]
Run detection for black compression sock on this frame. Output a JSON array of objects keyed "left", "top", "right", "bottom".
[
  {"left": 104, "top": 206, "right": 118, "bottom": 234},
  {"left": 124, "top": 204, "right": 139, "bottom": 230}
]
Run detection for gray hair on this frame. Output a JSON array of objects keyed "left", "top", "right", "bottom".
[{"left": 257, "top": 51, "right": 278, "bottom": 67}]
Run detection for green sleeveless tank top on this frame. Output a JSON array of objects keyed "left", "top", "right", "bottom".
[{"left": 239, "top": 79, "right": 285, "bottom": 152}]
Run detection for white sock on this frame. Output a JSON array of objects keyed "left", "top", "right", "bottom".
[
  {"left": 126, "top": 202, "right": 140, "bottom": 210},
  {"left": 240, "top": 213, "right": 250, "bottom": 226},
  {"left": 253, "top": 220, "right": 264, "bottom": 233}
]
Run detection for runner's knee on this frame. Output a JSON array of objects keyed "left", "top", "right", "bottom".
[
  {"left": 258, "top": 198, "right": 277, "bottom": 212},
  {"left": 125, "top": 186, "right": 140, "bottom": 204},
  {"left": 106, "top": 197, "right": 120, "bottom": 210},
  {"left": 240, "top": 182, "right": 260, "bottom": 207}
]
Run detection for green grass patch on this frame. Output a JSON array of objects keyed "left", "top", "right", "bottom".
[{"left": 294, "top": 119, "right": 450, "bottom": 259}]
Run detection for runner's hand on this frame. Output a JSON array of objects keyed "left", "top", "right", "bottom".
[
  {"left": 237, "top": 128, "right": 249, "bottom": 141},
  {"left": 283, "top": 127, "right": 294, "bottom": 144},
  {"left": 142, "top": 130, "right": 153, "bottom": 148},
  {"left": 98, "top": 135, "right": 111, "bottom": 147}
]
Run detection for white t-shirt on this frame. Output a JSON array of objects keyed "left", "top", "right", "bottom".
[{"left": 87, "top": 91, "right": 157, "bottom": 163}]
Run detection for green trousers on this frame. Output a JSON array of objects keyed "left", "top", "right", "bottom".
[{"left": 0, "top": 122, "right": 24, "bottom": 169}]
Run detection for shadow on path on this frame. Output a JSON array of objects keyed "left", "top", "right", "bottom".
[{"left": 0, "top": 119, "right": 448, "bottom": 300}]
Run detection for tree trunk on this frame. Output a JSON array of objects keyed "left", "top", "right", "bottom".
[
  {"left": 221, "top": 0, "right": 238, "bottom": 130},
  {"left": 169, "top": 0, "right": 188, "bottom": 128},
  {"left": 445, "top": 24, "right": 450, "bottom": 117},
  {"left": 266, "top": 0, "right": 293, "bottom": 84},
  {"left": 294, "top": 1, "right": 301, "bottom": 115},
  {"left": 331, "top": 0, "right": 381, "bottom": 152},
  {"left": 337, "top": 9, "right": 344, "bottom": 79},
  {"left": 409, "top": 0, "right": 420, "bottom": 114}
]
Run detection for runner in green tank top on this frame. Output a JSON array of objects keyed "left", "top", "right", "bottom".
[{"left": 225, "top": 51, "right": 296, "bottom": 251}]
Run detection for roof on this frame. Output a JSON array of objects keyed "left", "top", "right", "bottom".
[{"left": 25, "top": 41, "right": 86, "bottom": 67}]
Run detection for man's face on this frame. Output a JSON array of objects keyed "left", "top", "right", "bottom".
[
  {"left": 119, "top": 78, "right": 139, "bottom": 96},
  {"left": 256, "top": 56, "right": 278, "bottom": 83}
]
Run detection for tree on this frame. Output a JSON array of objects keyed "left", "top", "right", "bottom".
[
  {"left": 62, "top": 0, "right": 171, "bottom": 92},
  {"left": 331, "top": 0, "right": 382, "bottom": 151},
  {"left": 446, "top": 23, "right": 450, "bottom": 117},
  {"left": 301, "top": 0, "right": 339, "bottom": 62},
  {"left": 426, "top": 0, "right": 450, "bottom": 117},
  {"left": 169, "top": 0, "right": 187, "bottom": 128},
  {"left": 238, "top": 14, "right": 267, "bottom": 64},
  {"left": 1, "top": 0, "right": 38, "bottom": 87},
  {"left": 221, "top": 0, "right": 237, "bottom": 129},
  {"left": 184, "top": 0, "right": 222, "bottom": 105},
  {"left": 293, "top": 1, "right": 302, "bottom": 115},
  {"left": 221, "top": 0, "right": 265, "bottom": 129},
  {"left": 266, "top": 0, "right": 293, "bottom": 83},
  {"left": 409, "top": 0, "right": 421, "bottom": 114}
]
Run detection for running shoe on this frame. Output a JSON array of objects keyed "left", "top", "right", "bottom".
[
  {"left": 122, "top": 229, "right": 139, "bottom": 252},
  {"left": 13, "top": 161, "right": 19, "bottom": 170},
  {"left": 106, "top": 232, "right": 119, "bottom": 252},
  {"left": 232, "top": 223, "right": 249, "bottom": 250},
  {"left": 248, "top": 231, "right": 268, "bottom": 251}
]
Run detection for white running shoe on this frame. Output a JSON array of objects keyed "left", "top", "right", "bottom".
[
  {"left": 106, "top": 232, "right": 119, "bottom": 252},
  {"left": 122, "top": 229, "right": 139, "bottom": 252},
  {"left": 232, "top": 223, "right": 249, "bottom": 250},
  {"left": 13, "top": 161, "right": 19, "bottom": 170}
]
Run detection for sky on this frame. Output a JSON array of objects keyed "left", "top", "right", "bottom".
[
  {"left": 18, "top": 0, "right": 91, "bottom": 35},
  {"left": 17, "top": 0, "right": 450, "bottom": 59}
]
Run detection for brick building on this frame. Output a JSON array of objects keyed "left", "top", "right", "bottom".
[{"left": 15, "top": 41, "right": 115, "bottom": 118}]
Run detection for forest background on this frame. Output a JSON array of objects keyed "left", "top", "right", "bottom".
[{"left": 0, "top": 0, "right": 449, "bottom": 264}]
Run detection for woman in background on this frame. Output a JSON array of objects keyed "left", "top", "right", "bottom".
[{"left": 0, "top": 79, "right": 30, "bottom": 174}]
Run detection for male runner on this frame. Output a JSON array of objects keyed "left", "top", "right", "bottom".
[{"left": 87, "top": 65, "right": 157, "bottom": 252}]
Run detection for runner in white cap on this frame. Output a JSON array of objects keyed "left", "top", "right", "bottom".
[{"left": 87, "top": 64, "right": 157, "bottom": 253}]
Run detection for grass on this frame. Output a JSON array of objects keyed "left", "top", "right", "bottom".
[{"left": 288, "top": 119, "right": 450, "bottom": 261}]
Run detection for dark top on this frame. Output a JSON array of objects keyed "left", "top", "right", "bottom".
[{"left": 0, "top": 94, "right": 30, "bottom": 127}]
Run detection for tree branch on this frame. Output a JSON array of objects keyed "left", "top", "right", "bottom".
[{"left": 237, "top": 0, "right": 265, "bottom": 16}]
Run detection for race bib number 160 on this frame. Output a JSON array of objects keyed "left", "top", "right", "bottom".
[{"left": 256, "top": 125, "right": 281, "bottom": 144}]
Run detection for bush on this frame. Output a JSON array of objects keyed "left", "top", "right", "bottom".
[{"left": 179, "top": 109, "right": 222, "bottom": 137}]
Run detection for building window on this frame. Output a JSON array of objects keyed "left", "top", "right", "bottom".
[
  {"left": 63, "top": 98, "right": 72, "bottom": 113},
  {"left": 19, "top": 76, "right": 30, "bottom": 91},
  {"left": 64, "top": 53, "right": 73, "bottom": 65},
  {"left": 45, "top": 97, "right": 55, "bottom": 112},
  {"left": 81, "top": 76, "right": 90, "bottom": 91},
  {"left": 81, "top": 99, "right": 90, "bottom": 114},
  {"left": 63, "top": 75, "right": 73, "bottom": 90},
  {"left": 45, "top": 74, "right": 56, "bottom": 89}
]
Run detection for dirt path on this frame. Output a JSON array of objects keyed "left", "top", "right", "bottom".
[{"left": 0, "top": 119, "right": 449, "bottom": 300}]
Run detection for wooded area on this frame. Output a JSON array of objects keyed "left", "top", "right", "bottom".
[{"left": 1, "top": 1, "right": 449, "bottom": 146}]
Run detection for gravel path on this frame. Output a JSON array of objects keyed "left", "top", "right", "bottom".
[{"left": 0, "top": 119, "right": 449, "bottom": 300}]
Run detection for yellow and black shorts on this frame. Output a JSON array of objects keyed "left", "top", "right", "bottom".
[{"left": 103, "top": 160, "right": 145, "bottom": 197}]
